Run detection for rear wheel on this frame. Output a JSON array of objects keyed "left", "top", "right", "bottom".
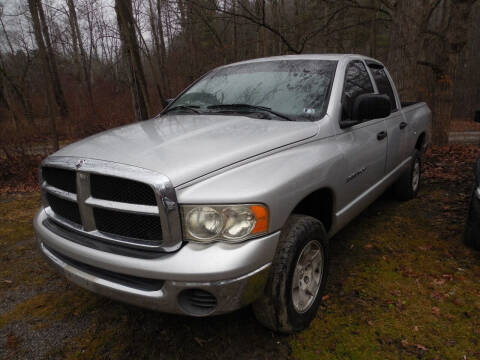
[
  {"left": 252, "top": 215, "right": 328, "bottom": 333},
  {"left": 393, "top": 150, "right": 421, "bottom": 201}
]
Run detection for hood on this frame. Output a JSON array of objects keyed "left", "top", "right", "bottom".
[{"left": 53, "top": 114, "right": 319, "bottom": 186}]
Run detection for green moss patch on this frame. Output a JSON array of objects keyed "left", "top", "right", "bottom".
[
  {"left": 0, "top": 289, "right": 100, "bottom": 328},
  {"left": 290, "top": 186, "right": 480, "bottom": 359},
  {"left": 0, "top": 193, "right": 40, "bottom": 249}
]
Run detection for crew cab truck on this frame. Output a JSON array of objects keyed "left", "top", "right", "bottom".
[{"left": 34, "top": 54, "right": 431, "bottom": 333}]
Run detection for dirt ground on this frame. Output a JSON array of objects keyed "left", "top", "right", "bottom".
[{"left": 1, "top": 146, "right": 480, "bottom": 360}]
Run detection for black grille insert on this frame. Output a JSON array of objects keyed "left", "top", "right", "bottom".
[
  {"left": 42, "top": 167, "right": 77, "bottom": 193},
  {"left": 94, "top": 207, "right": 162, "bottom": 241},
  {"left": 91, "top": 174, "right": 157, "bottom": 205},
  {"left": 47, "top": 193, "right": 81, "bottom": 225}
]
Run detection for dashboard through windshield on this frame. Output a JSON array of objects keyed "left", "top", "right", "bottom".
[{"left": 167, "top": 60, "right": 338, "bottom": 121}]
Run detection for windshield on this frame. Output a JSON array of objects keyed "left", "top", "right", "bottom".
[{"left": 168, "top": 60, "right": 338, "bottom": 121}]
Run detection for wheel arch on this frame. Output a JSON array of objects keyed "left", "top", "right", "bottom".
[
  {"left": 291, "top": 187, "right": 335, "bottom": 233},
  {"left": 415, "top": 132, "right": 426, "bottom": 152}
]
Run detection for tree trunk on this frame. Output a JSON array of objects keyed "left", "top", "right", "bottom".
[
  {"left": 0, "top": 52, "right": 34, "bottom": 124},
  {"left": 36, "top": 0, "right": 68, "bottom": 118},
  {"left": 27, "top": 0, "right": 59, "bottom": 151},
  {"left": 115, "top": 0, "right": 151, "bottom": 121},
  {"left": 149, "top": 0, "right": 170, "bottom": 100},
  {"left": 66, "top": 0, "right": 96, "bottom": 117}
]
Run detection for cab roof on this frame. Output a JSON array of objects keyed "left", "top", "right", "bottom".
[{"left": 221, "top": 54, "right": 381, "bottom": 68}]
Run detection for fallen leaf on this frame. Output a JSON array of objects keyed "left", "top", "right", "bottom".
[
  {"left": 433, "top": 278, "right": 446, "bottom": 286},
  {"left": 415, "top": 344, "right": 428, "bottom": 351},
  {"left": 444, "top": 313, "right": 454, "bottom": 320}
]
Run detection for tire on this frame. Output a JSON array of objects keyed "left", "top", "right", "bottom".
[
  {"left": 252, "top": 215, "right": 329, "bottom": 333},
  {"left": 393, "top": 150, "right": 421, "bottom": 201},
  {"left": 464, "top": 188, "right": 480, "bottom": 250}
]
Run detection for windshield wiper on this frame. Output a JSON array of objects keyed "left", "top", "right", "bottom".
[
  {"left": 207, "top": 104, "right": 294, "bottom": 121},
  {"left": 163, "top": 105, "right": 201, "bottom": 115}
]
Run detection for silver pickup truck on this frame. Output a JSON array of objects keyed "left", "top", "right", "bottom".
[{"left": 34, "top": 54, "right": 431, "bottom": 333}]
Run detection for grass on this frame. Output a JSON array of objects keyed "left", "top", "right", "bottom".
[
  {"left": 290, "top": 187, "right": 480, "bottom": 359},
  {"left": 1, "top": 170, "right": 480, "bottom": 359}
]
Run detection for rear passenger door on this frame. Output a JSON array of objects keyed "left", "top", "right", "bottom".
[
  {"left": 336, "top": 60, "right": 388, "bottom": 208},
  {"left": 367, "top": 63, "right": 409, "bottom": 173}
]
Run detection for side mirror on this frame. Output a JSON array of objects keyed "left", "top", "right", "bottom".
[
  {"left": 339, "top": 119, "right": 360, "bottom": 129},
  {"left": 474, "top": 110, "right": 480, "bottom": 123},
  {"left": 352, "top": 94, "right": 391, "bottom": 122}
]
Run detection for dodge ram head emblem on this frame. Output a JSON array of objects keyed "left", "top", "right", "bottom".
[{"left": 75, "top": 160, "right": 85, "bottom": 169}]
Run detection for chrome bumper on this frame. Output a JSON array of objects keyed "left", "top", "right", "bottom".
[{"left": 34, "top": 209, "right": 279, "bottom": 316}]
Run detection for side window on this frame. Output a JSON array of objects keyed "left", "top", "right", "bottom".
[
  {"left": 369, "top": 66, "right": 397, "bottom": 111},
  {"left": 342, "top": 61, "right": 374, "bottom": 120}
]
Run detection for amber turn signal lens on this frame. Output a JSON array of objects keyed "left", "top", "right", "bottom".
[{"left": 250, "top": 205, "right": 268, "bottom": 234}]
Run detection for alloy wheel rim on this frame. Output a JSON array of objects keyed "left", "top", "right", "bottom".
[
  {"left": 291, "top": 240, "right": 324, "bottom": 314},
  {"left": 412, "top": 159, "right": 420, "bottom": 192}
]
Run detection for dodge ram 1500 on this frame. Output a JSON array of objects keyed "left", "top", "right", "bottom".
[{"left": 34, "top": 54, "right": 431, "bottom": 333}]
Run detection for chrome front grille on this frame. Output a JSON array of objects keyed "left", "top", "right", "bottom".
[{"left": 40, "top": 157, "right": 182, "bottom": 252}]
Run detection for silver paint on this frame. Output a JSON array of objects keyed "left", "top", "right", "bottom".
[
  {"left": 34, "top": 54, "right": 432, "bottom": 315},
  {"left": 39, "top": 240, "right": 272, "bottom": 315}
]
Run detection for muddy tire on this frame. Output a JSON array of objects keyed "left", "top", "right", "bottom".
[
  {"left": 393, "top": 150, "right": 421, "bottom": 201},
  {"left": 252, "top": 215, "right": 328, "bottom": 333}
]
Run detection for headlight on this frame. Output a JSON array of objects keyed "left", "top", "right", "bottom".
[
  {"left": 182, "top": 204, "right": 269, "bottom": 243},
  {"left": 185, "top": 206, "right": 224, "bottom": 240},
  {"left": 476, "top": 186, "right": 480, "bottom": 200}
]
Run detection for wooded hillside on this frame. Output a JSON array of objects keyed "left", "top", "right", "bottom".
[{"left": 0, "top": 0, "right": 479, "bottom": 179}]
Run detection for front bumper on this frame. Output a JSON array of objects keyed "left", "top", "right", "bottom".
[{"left": 34, "top": 209, "right": 280, "bottom": 316}]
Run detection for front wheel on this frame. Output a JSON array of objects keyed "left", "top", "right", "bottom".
[{"left": 252, "top": 215, "right": 329, "bottom": 333}]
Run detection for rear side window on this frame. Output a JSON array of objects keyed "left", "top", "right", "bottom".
[
  {"left": 342, "top": 61, "right": 374, "bottom": 120},
  {"left": 369, "top": 66, "right": 397, "bottom": 111}
]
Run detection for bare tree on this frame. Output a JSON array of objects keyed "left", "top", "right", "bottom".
[
  {"left": 114, "top": 0, "right": 151, "bottom": 121},
  {"left": 66, "top": 0, "right": 96, "bottom": 116},
  {"left": 27, "top": 0, "right": 59, "bottom": 150},
  {"left": 35, "top": 0, "right": 68, "bottom": 118},
  {"left": 0, "top": 0, "right": 478, "bottom": 150}
]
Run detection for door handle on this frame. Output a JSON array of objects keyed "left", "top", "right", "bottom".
[
  {"left": 377, "top": 131, "right": 387, "bottom": 140},
  {"left": 399, "top": 122, "right": 408, "bottom": 129}
]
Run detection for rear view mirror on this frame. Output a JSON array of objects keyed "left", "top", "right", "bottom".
[
  {"left": 352, "top": 94, "right": 391, "bottom": 121},
  {"left": 475, "top": 110, "right": 480, "bottom": 123}
]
